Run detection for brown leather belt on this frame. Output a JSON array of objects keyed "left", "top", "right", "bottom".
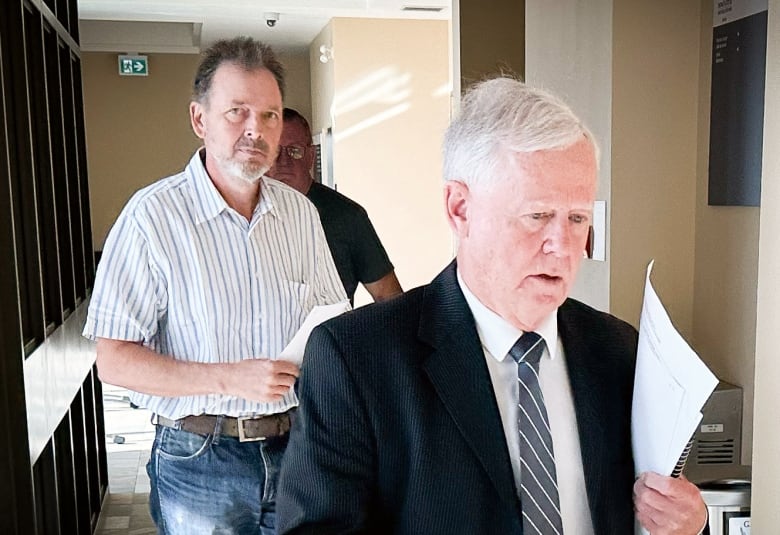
[{"left": 155, "top": 410, "right": 294, "bottom": 442}]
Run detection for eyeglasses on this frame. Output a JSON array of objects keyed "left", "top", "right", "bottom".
[{"left": 279, "top": 144, "right": 307, "bottom": 160}]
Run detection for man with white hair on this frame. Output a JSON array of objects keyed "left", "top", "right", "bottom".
[{"left": 277, "top": 77, "right": 707, "bottom": 534}]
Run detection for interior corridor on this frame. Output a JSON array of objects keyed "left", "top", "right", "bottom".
[{"left": 95, "top": 385, "right": 154, "bottom": 534}]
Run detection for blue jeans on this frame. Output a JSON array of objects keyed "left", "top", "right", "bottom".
[{"left": 147, "top": 420, "right": 288, "bottom": 535}]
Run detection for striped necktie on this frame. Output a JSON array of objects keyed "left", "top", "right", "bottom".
[{"left": 509, "top": 332, "right": 563, "bottom": 535}]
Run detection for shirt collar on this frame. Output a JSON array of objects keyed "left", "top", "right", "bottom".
[
  {"left": 255, "top": 177, "right": 283, "bottom": 221},
  {"left": 456, "top": 269, "right": 558, "bottom": 363},
  {"left": 187, "top": 149, "right": 279, "bottom": 225}
]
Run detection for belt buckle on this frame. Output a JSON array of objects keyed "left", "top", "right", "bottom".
[{"left": 237, "top": 415, "right": 266, "bottom": 442}]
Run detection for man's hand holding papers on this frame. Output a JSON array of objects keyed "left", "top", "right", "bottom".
[{"left": 632, "top": 261, "right": 716, "bottom": 534}]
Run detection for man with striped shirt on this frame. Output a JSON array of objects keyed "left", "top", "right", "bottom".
[{"left": 83, "top": 37, "right": 347, "bottom": 534}]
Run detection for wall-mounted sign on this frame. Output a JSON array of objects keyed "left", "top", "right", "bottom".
[
  {"left": 118, "top": 55, "right": 148, "bottom": 77},
  {"left": 708, "top": 0, "right": 768, "bottom": 206}
]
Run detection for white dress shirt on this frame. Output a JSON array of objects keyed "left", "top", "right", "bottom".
[{"left": 458, "top": 271, "right": 594, "bottom": 534}]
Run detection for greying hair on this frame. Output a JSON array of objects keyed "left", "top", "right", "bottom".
[
  {"left": 193, "top": 37, "right": 285, "bottom": 103},
  {"left": 443, "top": 77, "right": 597, "bottom": 186}
]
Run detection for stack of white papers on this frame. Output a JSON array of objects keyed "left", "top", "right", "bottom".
[
  {"left": 632, "top": 260, "right": 718, "bottom": 477},
  {"left": 279, "top": 302, "right": 351, "bottom": 365}
]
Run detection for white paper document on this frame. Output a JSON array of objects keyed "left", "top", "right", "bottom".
[
  {"left": 278, "top": 302, "right": 350, "bottom": 365},
  {"left": 632, "top": 260, "right": 718, "bottom": 477}
]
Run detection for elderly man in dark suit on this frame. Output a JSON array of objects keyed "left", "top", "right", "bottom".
[{"left": 277, "top": 78, "right": 707, "bottom": 535}]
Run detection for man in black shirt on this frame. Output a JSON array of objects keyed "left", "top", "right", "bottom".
[{"left": 269, "top": 108, "right": 402, "bottom": 303}]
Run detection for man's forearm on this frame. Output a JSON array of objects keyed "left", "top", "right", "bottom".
[
  {"left": 95, "top": 338, "right": 232, "bottom": 398},
  {"left": 364, "top": 271, "right": 403, "bottom": 302},
  {"left": 95, "top": 338, "right": 299, "bottom": 403}
]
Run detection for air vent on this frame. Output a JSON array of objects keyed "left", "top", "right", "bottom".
[
  {"left": 401, "top": 6, "right": 445, "bottom": 13},
  {"left": 313, "top": 143, "right": 322, "bottom": 184},
  {"left": 695, "top": 438, "right": 736, "bottom": 465}
]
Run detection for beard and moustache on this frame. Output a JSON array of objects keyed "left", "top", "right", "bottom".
[{"left": 214, "top": 138, "right": 275, "bottom": 185}]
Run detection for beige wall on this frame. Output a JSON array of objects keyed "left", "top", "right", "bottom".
[
  {"left": 692, "top": 1, "right": 759, "bottom": 464},
  {"left": 82, "top": 52, "right": 201, "bottom": 249},
  {"left": 280, "top": 52, "right": 313, "bottom": 120},
  {"left": 609, "top": 0, "right": 775, "bottom": 506},
  {"left": 749, "top": 0, "right": 779, "bottom": 527},
  {"left": 459, "top": 0, "right": 524, "bottom": 84},
  {"left": 82, "top": 49, "right": 312, "bottom": 249},
  {"left": 310, "top": 18, "right": 452, "bottom": 304},
  {"left": 612, "top": 1, "right": 700, "bottom": 340}
]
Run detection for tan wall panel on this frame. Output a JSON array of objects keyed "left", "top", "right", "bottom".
[
  {"left": 611, "top": 1, "right": 700, "bottom": 338},
  {"left": 82, "top": 52, "right": 201, "bottom": 249},
  {"left": 459, "top": 0, "right": 524, "bottom": 84},
  {"left": 692, "top": 0, "right": 759, "bottom": 464},
  {"left": 330, "top": 18, "right": 452, "bottom": 302},
  {"left": 279, "top": 51, "right": 312, "bottom": 120}
]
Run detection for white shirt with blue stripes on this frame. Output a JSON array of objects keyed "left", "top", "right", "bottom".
[{"left": 83, "top": 150, "right": 348, "bottom": 419}]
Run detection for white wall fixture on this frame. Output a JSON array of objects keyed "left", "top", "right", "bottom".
[
  {"left": 319, "top": 44, "right": 334, "bottom": 63},
  {"left": 592, "top": 200, "right": 607, "bottom": 261}
]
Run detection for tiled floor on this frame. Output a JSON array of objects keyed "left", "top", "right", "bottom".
[{"left": 95, "top": 385, "right": 156, "bottom": 534}]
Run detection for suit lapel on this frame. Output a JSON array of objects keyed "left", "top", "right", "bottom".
[{"left": 419, "top": 262, "right": 518, "bottom": 513}]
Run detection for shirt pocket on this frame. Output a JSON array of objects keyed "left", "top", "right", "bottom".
[
  {"left": 271, "top": 280, "right": 312, "bottom": 351},
  {"left": 281, "top": 279, "right": 311, "bottom": 315}
]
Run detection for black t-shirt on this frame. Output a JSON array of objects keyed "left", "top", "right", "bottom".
[{"left": 306, "top": 182, "right": 394, "bottom": 302}]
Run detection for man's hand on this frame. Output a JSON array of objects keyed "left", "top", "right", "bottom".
[
  {"left": 634, "top": 472, "right": 708, "bottom": 534},
  {"left": 227, "top": 358, "right": 300, "bottom": 402}
]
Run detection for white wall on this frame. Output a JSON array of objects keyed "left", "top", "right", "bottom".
[
  {"left": 751, "top": 0, "right": 780, "bottom": 528},
  {"left": 309, "top": 24, "right": 334, "bottom": 135},
  {"left": 525, "top": 0, "right": 612, "bottom": 313}
]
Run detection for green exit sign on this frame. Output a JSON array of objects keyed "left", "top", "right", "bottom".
[{"left": 118, "top": 55, "right": 149, "bottom": 76}]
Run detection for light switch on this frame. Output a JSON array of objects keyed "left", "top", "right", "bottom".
[{"left": 591, "top": 200, "right": 606, "bottom": 261}]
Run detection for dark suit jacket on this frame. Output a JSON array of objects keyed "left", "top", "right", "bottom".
[{"left": 278, "top": 262, "right": 639, "bottom": 534}]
